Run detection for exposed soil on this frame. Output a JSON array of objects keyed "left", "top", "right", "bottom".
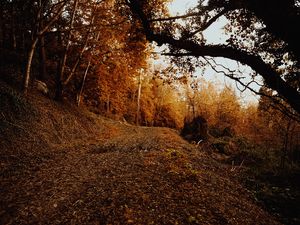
[{"left": 0, "top": 81, "right": 282, "bottom": 224}]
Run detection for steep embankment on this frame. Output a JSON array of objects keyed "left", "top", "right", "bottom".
[{"left": 0, "top": 81, "right": 281, "bottom": 224}]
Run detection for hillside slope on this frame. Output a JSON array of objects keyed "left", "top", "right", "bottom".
[{"left": 0, "top": 81, "right": 281, "bottom": 224}]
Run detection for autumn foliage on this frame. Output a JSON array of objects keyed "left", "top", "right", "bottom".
[{"left": 0, "top": 0, "right": 299, "bottom": 166}]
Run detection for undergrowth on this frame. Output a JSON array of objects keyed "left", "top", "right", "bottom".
[{"left": 0, "top": 83, "right": 37, "bottom": 122}]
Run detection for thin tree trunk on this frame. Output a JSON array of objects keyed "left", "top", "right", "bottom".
[
  {"left": 281, "top": 119, "right": 292, "bottom": 169},
  {"left": 77, "top": 31, "right": 100, "bottom": 106},
  {"left": 38, "top": 19, "right": 47, "bottom": 80},
  {"left": 288, "top": 123, "right": 296, "bottom": 161},
  {"left": 0, "top": 3, "right": 3, "bottom": 48},
  {"left": 23, "top": 38, "right": 39, "bottom": 94},
  {"left": 77, "top": 60, "right": 91, "bottom": 106},
  {"left": 55, "top": 39, "right": 63, "bottom": 100},
  {"left": 56, "top": 0, "right": 78, "bottom": 100},
  {"left": 20, "top": 3, "right": 26, "bottom": 52},
  {"left": 22, "top": 1, "right": 66, "bottom": 94},
  {"left": 63, "top": 15, "right": 95, "bottom": 86},
  {"left": 55, "top": 28, "right": 63, "bottom": 100},
  {"left": 11, "top": 3, "right": 17, "bottom": 50},
  {"left": 136, "top": 73, "right": 142, "bottom": 125},
  {"left": 38, "top": 38, "right": 47, "bottom": 80},
  {"left": 107, "top": 95, "right": 110, "bottom": 113},
  {"left": 63, "top": 35, "right": 89, "bottom": 86}
]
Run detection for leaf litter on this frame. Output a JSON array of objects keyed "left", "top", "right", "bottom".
[{"left": 0, "top": 87, "right": 281, "bottom": 224}]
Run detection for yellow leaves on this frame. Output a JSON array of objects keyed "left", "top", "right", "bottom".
[
  {"left": 82, "top": 0, "right": 150, "bottom": 119},
  {"left": 140, "top": 0, "right": 172, "bottom": 16}
]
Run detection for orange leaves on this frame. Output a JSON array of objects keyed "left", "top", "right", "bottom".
[{"left": 82, "top": 1, "right": 150, "bottom": 118}]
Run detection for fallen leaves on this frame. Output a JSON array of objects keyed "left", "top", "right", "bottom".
[{"left": 0, "top": 93, "right": 282, "bottom": 224}]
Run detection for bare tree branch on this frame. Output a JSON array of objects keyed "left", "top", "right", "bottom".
[
  {"left": 149, "top": 12, "right": 202, "bottom": 22},
  {"left": 183, "top": 9, "right": 228, "bottom": 39},
  {"left": 203, "top": 57, "right": 300, "bottom": 121}
]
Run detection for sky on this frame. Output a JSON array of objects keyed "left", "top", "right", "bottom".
[{"left": 155, "top": 0, "right": 260, "bottom": 105}]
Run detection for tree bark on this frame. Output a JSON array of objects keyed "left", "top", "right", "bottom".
[
  {"left": 0, "top": 2, "right": 3, "bottom": 48},
  {"left": 106, "top": 95, "right": 110, "bottom": 113},
  {"left": 22, "top": 1, "right": 66, "bottom": 94},
  {"left": 63, "top": 14, "right": 95, "bottom": 86},
  {"left": 77, "top": 60, "right": 91, "bottom": 106},
  {"left": 56, "top": 0, "right": 78, "bottom": 100},
  {"left": 11, "top": 2, "right": 17, "bottom": 50},
  {"left": 77, "top": 30, "right": 100, "bottom": 106},
  {"left": 38, "top": 37, "right": 47, "bottom": 80},
  {"left": 136, "top": 73, "right": 142, "bottom": 125},
  {"left": 38, "top": 19, "right": 47, "bottom": 80},
  {"left": 280, "top": 118, "right": 292, "bottom": 169},
  {"left": 55, "top": 42, "right": 63, "bottom": 101},
  {"left": 23, "top": 38, "right": 38, "bottom": 94}
]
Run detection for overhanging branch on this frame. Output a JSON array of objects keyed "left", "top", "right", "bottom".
[
  {"left": 127, "top": 0, "right": 300, "bottom": 115},
  {"left": 149, "top": 12, "right": 202, "bottom": 22}
]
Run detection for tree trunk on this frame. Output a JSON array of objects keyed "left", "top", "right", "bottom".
[
  {"left": 77, "top": 60, "right": 91, "bottom": 106},
  {"left": 55, "top": 62, "right": 63, "bottom": 100},
  {"left": 280, "top": 119, "right": 292, "bottom": 169},
  {"left": 38, "top": 17, "right": 47, "bottom": 80},
  {"left": 63, "top": 41, "right": 86, "bottom": 86},
  {"left": 77, "top": 30, "right": 100, "bottom": 106},
  {"left": 64, "top": 13, "right": 95, "bottom": 87},
  {"left": 136, "top": 73, "right": 142, "bottom": 125},
  {"left": 22, "top": 0, "right": 66, "bottom": 95},
  {"left": 55, "top": 30, "right": 63, "bottom": 100},
  {"left": 38, "top": 37, "right": 47, "bottom": 80},
  {"left": 56, "top": 0, "right": 78, "bottom": 100},
  {"left": 106, "top": 95, "right": 110, "bottom": 113},
  {"left": 23, "top": 38, "right": 39, "bottom": 94},
  {"left": 11, "top": 3, "right": 17, "bottom": 50},
  {"left": 0, "top": 3, "right": 4, "bottom": 48}
]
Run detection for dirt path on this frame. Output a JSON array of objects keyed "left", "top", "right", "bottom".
[
  {"left": 0, "top": 85, "right": 281, "bottom": 224},
  {"left": 0, "top": 123, "right": 281, "bottom": 225}
]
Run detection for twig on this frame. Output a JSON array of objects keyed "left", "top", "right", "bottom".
[{"left": 230, "top": 159, "right": 244, "bottom": 172}]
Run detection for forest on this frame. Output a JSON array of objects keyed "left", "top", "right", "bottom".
[{"left": 0, "top": 0, "right": 300, "bottom": 224}]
